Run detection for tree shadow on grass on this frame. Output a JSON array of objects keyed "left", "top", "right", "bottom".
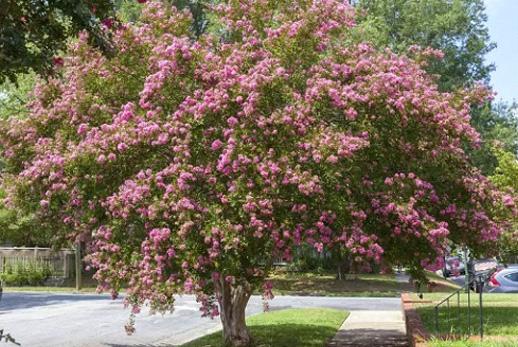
[
  {"left": 245, "top": 323, "right": 339, "bottom": 347},
  {"left": 107, "top": 323, "right": 339, "bottom": 347},
  {"left": 270, "top": 273, "right": 410, "bottom": 296},
  {"left": 418, "top": 306, "right": 518, "bottom": 337}
]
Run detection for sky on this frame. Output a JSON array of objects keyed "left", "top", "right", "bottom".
[{"left": 484, "top": 0, "right": 518, "bottom": 104}]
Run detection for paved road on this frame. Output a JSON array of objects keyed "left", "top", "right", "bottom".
[{"left": 0, "top": 292, "right": 402, "bottom": 347}]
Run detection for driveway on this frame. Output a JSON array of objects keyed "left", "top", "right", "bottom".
[{"left": 0, "top": 292, "right": 402, "bottom": 347}]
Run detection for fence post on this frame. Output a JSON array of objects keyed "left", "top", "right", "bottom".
[
  {"left": 467, "top": 285, "right": 471, "bottom": 335},
  {"left": 63, "top": 250, "right": 67, "bottom": 278},
  {"left": 478, "top": 281, "right": 484, "bottom": 340},
  {"left": 75, "top": 244, "right": 82, "bottom": 291}
]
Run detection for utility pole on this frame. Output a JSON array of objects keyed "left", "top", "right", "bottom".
[
  {"left": 75, "top": 243, "right": 82, "bottom": 291},
  {"left": 462, "top": 246, "right": 471, "bottom": 293}
]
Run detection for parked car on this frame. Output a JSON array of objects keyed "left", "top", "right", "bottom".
[
  {"left": 442, "top": 256, "right": 465, "bottom": 277},
  {"left": 487, "top": 267, "right": 518, "bottom": 293},
  {"left": 464, "top": 258, "right": 501, "bottom": 292}
]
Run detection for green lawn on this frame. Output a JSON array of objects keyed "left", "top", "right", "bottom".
[
  {"left": 423, "top": 271, "right": 461, "bottom": 291},
  {"left": 266, "top": 270, "right": 414, "bottom": 297},
  {"left": 412, "top": 293, "right": 518, "bottom": 347},
  {"left": 4, "top": 270, "right": 455, "bottom": 297},
  {"left": 428, "top": 339, "right": 518, "bottom": 347},
  {"left": 3, "top": 286, "right": 98, "bottom": 293},
  {"left": 3, "top": 271, "right": 413, "bottom": 296},
  {"left": 181, "top": 308, "right": 348, "bottom": 347}
]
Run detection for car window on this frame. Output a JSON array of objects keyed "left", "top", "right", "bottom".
[{"left": 505, "top": 272, "right": 518, "bottom": 282}]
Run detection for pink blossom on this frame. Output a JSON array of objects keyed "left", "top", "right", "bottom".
[{"left": 211, "top": 139, "right": 223, "bottom": 151}]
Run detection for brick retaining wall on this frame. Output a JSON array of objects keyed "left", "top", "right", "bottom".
[{"left": 401, "top": 292, "right": 430, "bottom": 347}]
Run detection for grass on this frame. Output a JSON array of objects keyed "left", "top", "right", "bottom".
[
  {"left": 412, "top": 293, "right": 518, "bottom": 347},
  {"left": 4, "top": 270, "right": 455, "bottom": 297},
  {"left": 265, "top": 269, "right": 414, "bottom": 297},
  {"left": 3, "top": 286, "right": 98, "bottom": 293},
  {"left": 428, "top": 339, "right": 518, "bottom": 347},
  {"left": 4, "top": 271, "right": 406, "bottom": 297},
  {"left": 181, "top": 308, "right": 348, "bottom": 347},
  {"left": 4, "top": 270, "right": 411, "bottom": 296},
  {"left": 423, "top": 271, "right": 462, "bottom": 292}
]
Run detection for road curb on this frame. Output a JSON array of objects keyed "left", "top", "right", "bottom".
[{"left": 401, "top": 292, "right": 430, "bottom": 347}]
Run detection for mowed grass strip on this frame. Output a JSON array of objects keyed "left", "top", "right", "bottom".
[
  {"left": 266, "top": 270, "right": 414, "bottom": 297},
  {"left": 5, "top": 270, "right": 446, "bottom": 296},
  {"left": 413, "top": 293, "right": 518, "bottom": 347},
  {"left": 428, "top": 338, "right": 518, "bottom": 347},
  {"left": 181, "top": 308, "right": 348, "bottom": 347},
  {"left": 3, "top": 286, "right": 98, "bottom": 293},
  {"left": 5, "top": 272, "right": 405, "bottom": 296},
  {"left": 423, "top": 271, "right": 462, "bottom": 291}
]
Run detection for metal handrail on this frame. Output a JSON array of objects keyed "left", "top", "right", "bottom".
[{"left": 433, "top": 276, "right": 485, "bottom": 340}]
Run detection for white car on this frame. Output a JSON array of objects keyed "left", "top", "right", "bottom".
[
  {"left": 442, "top": 256, "right": 465, "bottom": 277},
  {"left": 488, "top": 267, "right": 518, "bottom": 293}
]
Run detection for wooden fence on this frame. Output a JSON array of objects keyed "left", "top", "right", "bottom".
[{"left": 0, "top": 247, "right": 75, "bottom": 278}]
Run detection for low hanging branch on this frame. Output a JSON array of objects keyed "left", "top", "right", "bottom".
[{"left": 0, "top": 329, "right": 20, "bottom": 346}]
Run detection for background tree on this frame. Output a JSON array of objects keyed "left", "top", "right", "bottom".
[
  {"left": 356, "top": 0, "right": 494, "bottom": 91},
  {"left": 355, "top": 0, "right": 517, "bottom": 175},
  {"left": 0, "top": 0, "right": 211, "bottom": 84},
  {"left": 116, "top": 0, "right": 209, "bottom": 35},
  {"left": 0, "top": 191, "right": 49, "bottom": 247},
  {"left": 490, "top": 148, "right": 518, "bottom": 262},
  {"left": 0, "top": 0, "right": 116, "bottom": 84},
  {"left": 470, "top": 103, "right": 518, "bottom": 174},
  {"left": 0, "top": 72, "right": 36, "bottom": 120},
  {"left": 0, "top": 1, "right": 513, "bottom": 346}
]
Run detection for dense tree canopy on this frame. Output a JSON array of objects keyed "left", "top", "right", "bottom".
[
  {"left": 0, "top": 1, "right": 514, "bottom": 346},
  {"left": 0, "top": 0, "right": 210, "bottom": 84},
  {"left": 0, "top": 0, "right": 117, "bottom": 84},
  {"left": 356, "top": 0, "right": 494, "bottom": 91}
]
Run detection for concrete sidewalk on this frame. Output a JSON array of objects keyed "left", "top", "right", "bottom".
[{"left": 327, "top": 310, "right": 408, "bottom": 347}]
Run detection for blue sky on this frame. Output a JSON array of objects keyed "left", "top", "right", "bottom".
[{"left": 485, "top": 0, "right": 518, "bottom": 103}]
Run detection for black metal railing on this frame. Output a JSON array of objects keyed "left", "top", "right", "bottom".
[{"left": 433, "top": 276, "right": 486, "bottom": 340}]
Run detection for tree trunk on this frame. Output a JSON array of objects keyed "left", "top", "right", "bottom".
[{"left": 215, "top": 278, "right": 252, "bottom": 347}]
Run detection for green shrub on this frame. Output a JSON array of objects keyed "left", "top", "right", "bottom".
[{"left": 0, "top": 258, "right": 53, "bottom": 286}]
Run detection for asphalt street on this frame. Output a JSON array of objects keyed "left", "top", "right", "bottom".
[{"left": 0, "top": 292, "right": 402, "bottom": 347}]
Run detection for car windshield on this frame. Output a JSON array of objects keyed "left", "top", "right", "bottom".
[
  {"left": 505, "top": 272, "right": 518, "bottom": 282},
  {"left": 447, "top": 257, "right": 460, "bottom": 264}
]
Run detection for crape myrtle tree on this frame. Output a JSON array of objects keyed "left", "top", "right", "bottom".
[{"left": 0, "top": 1, "right": 514, "bottom": 346}]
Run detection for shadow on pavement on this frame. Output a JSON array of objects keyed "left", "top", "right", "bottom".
[
  {"left": 0, "top": 292, "right": 111, "bottom": 311},
  {"left": 329, "top": 328, "right": 408, "bottom": 346}
]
